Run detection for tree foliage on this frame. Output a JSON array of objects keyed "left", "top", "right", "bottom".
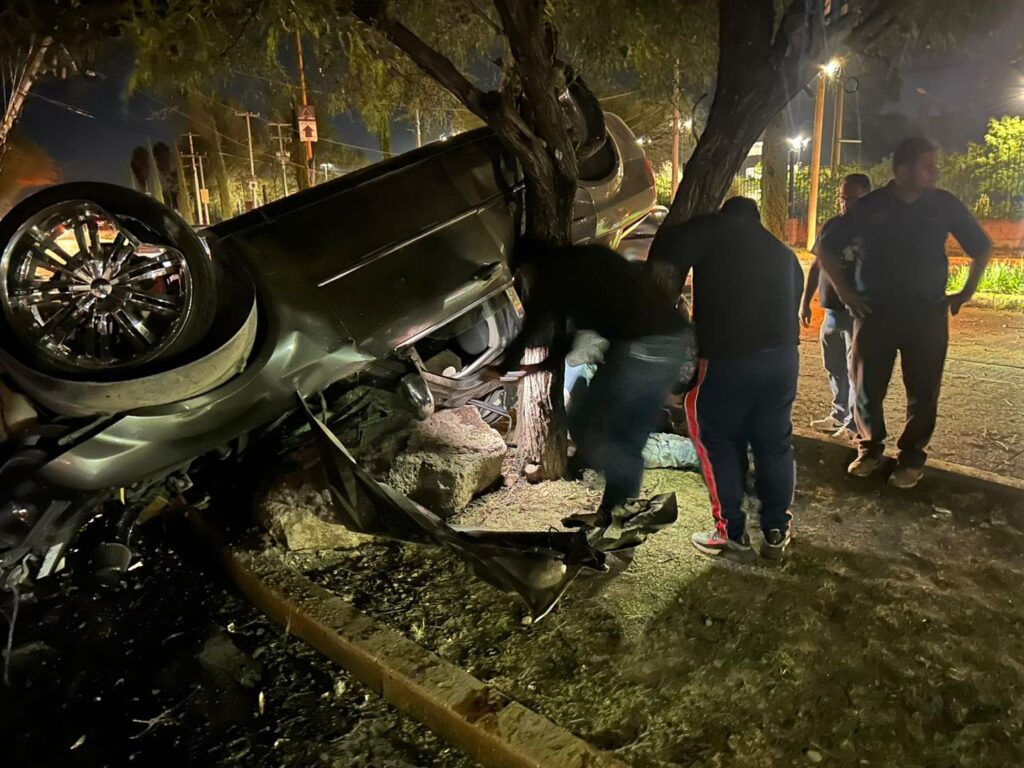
[{"left": 661, "top": 0, "right": 1023, "bottom": 226}]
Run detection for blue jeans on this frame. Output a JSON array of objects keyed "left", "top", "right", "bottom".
[
  {"left": 685, "top": 346, "right": 798, "bottom": 541},
  {"left": 569, "top": 333, "right": 690, "bottom": 510},
  {"left": 821, "top": 308, "right": 855, "bottom": 431},
  {"left": 564, "top": 362, "right": 596, "bottom": 405}
]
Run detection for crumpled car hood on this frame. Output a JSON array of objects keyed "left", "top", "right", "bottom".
[{"left": 303, "top": 402, "right": 678, "bottom": 620}]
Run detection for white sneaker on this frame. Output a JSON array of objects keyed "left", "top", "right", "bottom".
[
  {"left": 810, "top": 416, "right": 843, "bottom": 433},
  {"left": 831, "top": 428, "right": 857, "bottom": 441}
]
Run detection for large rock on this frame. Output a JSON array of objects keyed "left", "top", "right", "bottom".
[
  {"left": 387, "top": 406, "right": 507, "bottom": 517},
  {"left": 256, "top": 478, "right": 371, "bottom": 551}
]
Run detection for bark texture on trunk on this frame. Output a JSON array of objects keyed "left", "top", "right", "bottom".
[
  {"left": 665, "top": 1, "right": 789, "bottom": 225},
  {"left": 513, "top": 347, "right": 567, "bottom": 479},
  {"left": 761, "top": 109, "right": 788, "bottom": 239},
  {"left": 664, "top": 0, "right": 900, "bottom": 228}
]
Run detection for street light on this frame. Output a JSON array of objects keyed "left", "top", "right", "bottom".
[
  {"left": 682, "top": 118, "right": 693, "bottom": 131},
  {"left": 822, "top": 58, "right": 842, "bottom": 78},
  {"left": 787, "top": 137, "right": 809, "bottom": 217}
]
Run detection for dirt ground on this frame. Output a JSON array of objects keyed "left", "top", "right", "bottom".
[
  {"left": 0, "top": 521, "right": 473, "bottom": 768},
  {"left": 289, "top": 444, "right": 1024, "bottom": 768},
  {"left": 796, "top": 295, "right": 1024, "bottom": 478}
]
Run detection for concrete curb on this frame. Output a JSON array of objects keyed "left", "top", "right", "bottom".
[
  {"left": 191, "top": 516, "right": 626, "bottom": 768},
  {"left": 792, "top": 426, "right": 1024, "bottom": 499}
]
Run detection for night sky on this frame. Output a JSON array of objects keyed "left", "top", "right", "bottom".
[{"left": 13, "top": 12, "right": 1024, "bottom": 187}]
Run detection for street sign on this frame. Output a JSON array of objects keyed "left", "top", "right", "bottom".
[
  {"left": 297, "top": 104, "right": 318, "bottom": 143},
  {"left": 199, "top": 188, "right": 210, "bottom": 205}
]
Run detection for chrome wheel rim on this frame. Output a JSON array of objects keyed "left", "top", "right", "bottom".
[{"left": 1, "top": 201, "right": 193, "bottom": 371}]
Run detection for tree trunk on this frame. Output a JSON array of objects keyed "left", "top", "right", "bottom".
[
  {"left": 0, "top": 37, "right": 53, "bottom": 156},
  {"left": 513, "top": 347, "right": 568, "bottom": 479},
  {"left": 378, "top": 116, "right": 392, "bottom": 158},
  {"left": 665, "top": 0, "right": 796, "bottom": 226},
  {"left": 667, "top": 88, "right": 777, "bottom": 223},
  {"left": 510, "top": 168, "right": 575, "bottom": 480},
  {"left": 761, "top": 109, "right": 788, "bottom": 239},
  {"left": 145, "top": 141, "right": 165, "bottom": 204}
]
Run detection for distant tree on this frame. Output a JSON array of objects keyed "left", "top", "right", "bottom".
[
  {"left": 0, "top": 1, "right": 122, "bottom": 157},
  {"left": 977, "top": 116, "right": 1024, "bottom": 213}
]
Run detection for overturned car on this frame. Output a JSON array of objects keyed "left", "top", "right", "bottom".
[{"left": 0, "top": 110, "right": 660, "bottom": 616}]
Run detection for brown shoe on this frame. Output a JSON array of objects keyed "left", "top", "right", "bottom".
[
  {"left": 848, "top": 454, "right": 885, "bottom": 478},
  {"left": 888, "top": 465, "right": 924, "bottom": 489}
]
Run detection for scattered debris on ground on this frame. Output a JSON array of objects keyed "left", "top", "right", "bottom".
[{"left": 0, "top": 522, "right": 474, "bottom": 768}]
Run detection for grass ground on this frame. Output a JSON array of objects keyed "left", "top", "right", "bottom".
[{"left": 290, "top": 443, "right": 1024, "bottom": 768}]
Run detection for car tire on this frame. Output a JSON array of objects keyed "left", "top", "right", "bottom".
[{"left": 0, "top": 183, "right": 216, "bottom": 380}]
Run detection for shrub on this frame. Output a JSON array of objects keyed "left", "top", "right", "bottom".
[{"left": 947, "top": 260, "right": 1024, "bottom": 295}]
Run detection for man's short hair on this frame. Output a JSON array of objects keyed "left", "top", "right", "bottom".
[
  {"left": 842, "top": 173, "right": 871, "bottom": 193},
  {"left": 720, "top": 196, "right": 760, "bottom": 222},
  {"left": 892, "top": 137, "right": 937, "bottom": 173}
]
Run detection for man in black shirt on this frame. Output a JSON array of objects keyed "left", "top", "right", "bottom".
[
  {"left": 800, "top": 173, "right": 872, "bottom": 439},
  {"left": 819, "top": 137, "right": 991, "bottom": 489},
  {"left": 495, "top": 241, "right": 693, "bottom": 525},
  {"left": 647, "top": 197, "right": 803, "bottom": 562}
]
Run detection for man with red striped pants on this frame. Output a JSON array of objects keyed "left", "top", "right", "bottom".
[{"left": 648, "top": 197, "right": 803, "bottom": 561}]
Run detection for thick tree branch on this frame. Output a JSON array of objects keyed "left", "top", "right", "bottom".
[
  {"left": 491, "top": 0, "right": 578, "bottom": 178},
  {"left": 351, "top": 0, "right": 488, "bottom": 121}
]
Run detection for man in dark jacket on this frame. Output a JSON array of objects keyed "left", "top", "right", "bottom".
[
  {"left": 800, "top": 173, "right": 872, "bottom": 439},
  {"left": 818, "top": 137, "right": 991, "bottom": 489},
  {"left": 647, "top": 197, "right": 803, "bottom": 562},
  {"left": 494, "top": 241, "right": 693, "bottom": 526}
]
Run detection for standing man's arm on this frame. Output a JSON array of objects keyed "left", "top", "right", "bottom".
[
  {"left": 800, "top": 258, "right": 821, "bottom": 328},
  {"left": 945, "top": 195, "right": 992, "bottom": 316},
  {"left": 818, "top": 214, "right": 870, "bottom": 319}
]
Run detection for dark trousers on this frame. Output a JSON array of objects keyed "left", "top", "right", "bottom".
[
  {"left": 851, "top": 303, "right": 948, "bottom": 469},
  {"left": 685, "top": 346, "right": 798, "bottom": 541},
  {"left": 569, "top": 333, "right": 690, "bottom": 511},
  {"left": 821, "top": 307, "right": 856, "bottom": 431}
]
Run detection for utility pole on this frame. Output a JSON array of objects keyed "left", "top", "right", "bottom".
[
  {"left": 196, "top": 151, "right": 210, "bottom": 225},
  {"left": 805, "top": 71, "right": 828, "bottom": 250},
  {"left": 182, "top": 132, "right": 206, "bottom": 226},
  {"left": 268, "top": 122, "right": 291, "bottom": 198},
  {"left": 236, "top": 111, "right": 260, "bottom": 209},
  {"left": 831, "top": 78, "right": 845, "bottom": 171},
  {"left": 415, "top": 109, "right": 422, "bottom": 149},
  {"left": 296, "top": 31, "right": 315, "bottom": 186}
]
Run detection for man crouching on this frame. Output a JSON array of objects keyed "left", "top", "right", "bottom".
[{"left": 491, "top": 240, "right": 693, "bottom": 527}]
